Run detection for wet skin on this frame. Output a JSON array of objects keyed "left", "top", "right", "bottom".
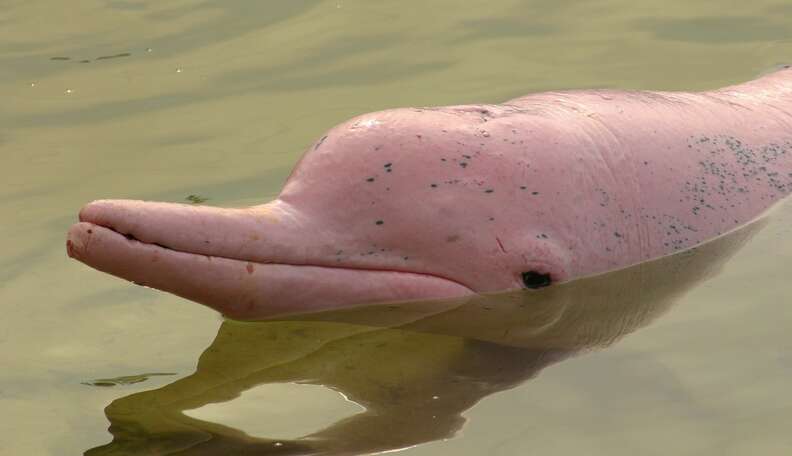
[{"left": 67, "top": 68, "right": 792, "bottom": 319}]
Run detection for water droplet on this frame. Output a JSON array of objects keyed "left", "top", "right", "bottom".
[
  {"left": 273, "top": 442, "right": 283, "bottom": 447},
  {"left": 146, "top": 48, "right": 152, "bottom": 52},
  {"left": 175, "top": 68, "right": 182, "bottom": 73},
  {"left": 29, "top": 82, "right": 36, "bottom": 87},
  {"left": 65, "top": 89, "right": 73, "bottom": 94}
]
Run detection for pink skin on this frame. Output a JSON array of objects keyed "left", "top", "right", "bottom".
[{"left": 67, "top": 68, "right": 792, "bottom": 319}]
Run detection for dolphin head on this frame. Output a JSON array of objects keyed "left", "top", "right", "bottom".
[{"left": 67, "top": 106, "right": 574, "bottom": 319}]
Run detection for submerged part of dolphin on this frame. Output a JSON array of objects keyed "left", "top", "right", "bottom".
[
  {"left": 84, "top": 220, "right": 763, "bottom": 455},
  {"left": 67, "top": 68, "right": 792, "bottom": 319}
]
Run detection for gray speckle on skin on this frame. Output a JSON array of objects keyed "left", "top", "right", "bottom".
[
  {"left": 314, "top": 135, "right": 328, "bottom": 150},
  {"left": 637, "top": 135, "right": 792, "bottom": 253}
]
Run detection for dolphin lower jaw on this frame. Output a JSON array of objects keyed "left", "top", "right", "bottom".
[{"left": 66, "top": 221, "right": 475, "bottom": 319}]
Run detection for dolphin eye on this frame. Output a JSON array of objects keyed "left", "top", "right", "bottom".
[{"left": 521, "top": 271, "right": 552, "bottom": 289}]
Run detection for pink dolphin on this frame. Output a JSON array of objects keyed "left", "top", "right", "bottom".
[{"left": 67, "top": 68, "right": 792, "bottom": 319}]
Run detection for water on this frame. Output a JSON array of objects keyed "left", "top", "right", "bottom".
[{"left": 2, "top": 1, "right": 792, "bottom": 454}]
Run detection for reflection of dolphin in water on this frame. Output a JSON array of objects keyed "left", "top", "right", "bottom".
[{"left": 85, "top": 218, "right": 765, "bottom": 455}]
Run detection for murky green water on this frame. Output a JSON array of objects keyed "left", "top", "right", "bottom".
[{"left": 2, "top": 1, "right": 792, "bottom": 454}]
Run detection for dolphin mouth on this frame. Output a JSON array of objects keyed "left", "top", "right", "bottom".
[{"left": 66, "top": 201, "right": 475, "bottom": 319}]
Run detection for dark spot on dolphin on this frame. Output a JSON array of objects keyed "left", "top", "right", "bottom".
[
  {"left": 431, "top": 183, "right": 438, "bottom": 188},
  {"left": 489, "top": 217, "right": 495, "bottom": 221},
  {"left": 462, "top": 154, "right": 472, "bottom": 159},
  {"left": 614, "top": 232, "right": 622, "bottom": 238},
  {"left": 460, "top": 162, "right": 468, "bottom": 168},
  {"left": 484, "top": 189, "right": 494, "bottom": 193},
  {"left": 520, "top": 186, "right": 527, "bottom": 190},
  {"left": 246, "top": 263, "right": 254, "bottom": 274},
  {"left": 532, "top": 191, "right": 539, "bottom": 195},
  {"left": 403, "top": 256, "right": 409, "bottom": 260},
  {"left": 441, "top": 158, "right": 447, "bottom": 162},
  {"left": 446, "top": 235, "right": 460, "bottom": 242},
  {"left": 522, "top": 271, "right": 552, "bottom": 289},
  {"left": 314, "top": 135, "right": 328, "bottom": 150},
  {"left": 366, "top": 177, "right": 375, "bottom": 182},
  {"left": 384, "top": 163, "right": 392, "bottom": 168},
  {"left": 375, "top": 220, "right": 384, "bottom": 225},
  {"left": 87, "top": 229, "right": 93, "bottom": 234}
]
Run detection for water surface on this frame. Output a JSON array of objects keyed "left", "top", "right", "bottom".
[{"left": 2, "top": 1, "right": 792, "bottom": 454}]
